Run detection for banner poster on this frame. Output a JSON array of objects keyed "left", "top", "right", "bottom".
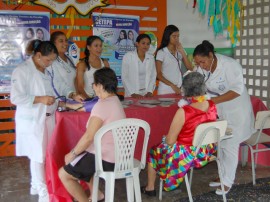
[
  {"left": 0, "top": 10, "right": 50, "bottom": 93},
  {"left": 92, "top": 13, "right": 139, "bottom": 87}
]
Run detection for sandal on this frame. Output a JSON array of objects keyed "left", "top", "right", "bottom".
[
  {"left": 88, "top": 197, "right": 105, "bottom": 202},
  {"left": 140, "top": 186, "right": 156, "bottom": 197}
]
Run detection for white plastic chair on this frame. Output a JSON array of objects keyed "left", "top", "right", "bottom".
[
  {"left": 92, "top": 118, "right": 150, "bottom": 202},
  {"left": 241, "top": 111, "right": 270, "bottom": 185},
  {"left": 159, "top": 120, "right": 228, "bottom": 202}
]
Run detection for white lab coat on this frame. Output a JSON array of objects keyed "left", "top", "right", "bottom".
[
  {"left": 197, "top": 54, "right": 256, "bottom": 187},
  {"left": 201, "top": 54, "right": 255, "bottom": 143},
  {"left": 10, "top": 58, "right": 73, "bottom": 163},
  {"left": 122, "top": 50, "right": 156, "bottom": 97}
]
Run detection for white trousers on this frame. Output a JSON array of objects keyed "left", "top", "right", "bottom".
[
  {"left": 30, "top": 160, "right": 47, "bottom": 189},
  {"left": 219, "top": 139, "right": 240, "bottom": 187}
]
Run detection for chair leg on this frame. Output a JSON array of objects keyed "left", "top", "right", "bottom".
[
  {"left": 254, "top": 145, "right": 259, "bottom": 169},
  {"left": 126, "top": 177, "right": 135, "bottom": 202},
  {"left": 184, "top": 174, "right": 193, "bottom": 202},
  {"left": 241, "top": 145, "right": 248, "bottom": 167},
  {"left": 189, "top": 168, "right": 194, "bottom": 188},
  {"left": 133, "top": 171, "right": 142, "bottom": 202},
  {"left": 92, "top": 175, "right": 99, "bottom": 202},
  {"left": 159, "top": 179, "right": 163, "bottom": 201},
  {"left": 250, "top": 147, "right": 256, "bottom": 185},
  {"left": 104, "top": 175, "right": 115, "bottom": 202},
  {"left": 216, "top": 159, "right": 227, "bottom": 202}
]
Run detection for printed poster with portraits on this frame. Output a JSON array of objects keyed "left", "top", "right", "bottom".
[
  {"left": 0, "top": 10, "right": 50, "bottom": 93},
  {"left": 92, "top": 13, "right": 139, "bottom": 87}
]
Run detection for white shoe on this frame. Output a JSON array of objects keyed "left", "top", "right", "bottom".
[
  {"left": 38, "top": 187, "right": 49, "bottom": 202},
  {"left": 209, "top": 181, "right": 221, "bottom": 187},
  {"left": 30, "top": 186, "right": 39, "bottom": 195},
  {"left": 38, "top": 194, "right": 49, "bottom": 202},
  {"left": 215, "top": 186, "right": 231, "bottom": 195}
]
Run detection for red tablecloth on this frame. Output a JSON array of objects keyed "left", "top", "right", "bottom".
[
  {"left": 46, "top": 94, "right": 180, "bottom": 202},
  {"left": 46, "top": 95, "right": 269, "bottom": 201}
]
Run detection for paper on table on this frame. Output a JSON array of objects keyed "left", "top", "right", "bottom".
[{"left": 139, "top": 100, "right": 161, "bottom": 105}]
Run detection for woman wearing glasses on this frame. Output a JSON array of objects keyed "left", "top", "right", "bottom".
[{"left": 193, "top": 40, "right": 255, "bottom": 195}]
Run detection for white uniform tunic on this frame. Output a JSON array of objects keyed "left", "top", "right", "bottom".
[
  {"left": 198, "top": 54, "right": 256, "bottom": 187},
  {"left": 10, "top": 58, "right": 73, "bottom": 163},
  {"left": 122, "top": 50, "right": 156, "bottom": 97},
  {"left": 156, "top": 47, "right": 183, "bottom": 95},
  {"left": 51, "top": 55, "right": 76, "bottom": 91},
  {"left": 84, "top": 59, "right": 105, "bottom": 97}
]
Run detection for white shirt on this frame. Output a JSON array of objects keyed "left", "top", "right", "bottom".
[
  {"left": 51, "top": 55, "right": 76, "bottom": 91},
  {"left": 122, "top": 50, "right": 157, "bottom": 97},
  {"left": 84, "top": 59, "right": 105, "bottom": 97},
  {"left": 156, "top": 47, "right": 183, "bottom": 95}
]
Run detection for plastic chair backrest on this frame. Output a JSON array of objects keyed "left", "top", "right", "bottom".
[
  {"left": 94, "top": 118, "right": 150, "bottom": 176},
  {"left": 192, "top": 120, "right": 228, "bottom": 150},
  {"left": 254, "top": 111, "right": 270, "bottom": 130}
]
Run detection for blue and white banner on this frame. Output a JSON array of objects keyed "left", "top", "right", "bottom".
[
  {"left": 0, "top": 10, "right": 50, "bottom": 93},
  {"left": 92, "top": 13, "right": 139, "bottom": 87}
]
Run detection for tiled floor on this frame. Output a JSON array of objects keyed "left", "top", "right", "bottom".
[{"left": 0, "top": 156, "right": 269, "bottom": 202}]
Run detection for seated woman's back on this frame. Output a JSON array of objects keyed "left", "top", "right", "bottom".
[{"left": 178, "top": 100, "right": 217, "bottom": 145}]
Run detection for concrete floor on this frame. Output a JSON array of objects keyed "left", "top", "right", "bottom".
[{"left": 0, "top": 156, "right": 269, "bottom": 202}]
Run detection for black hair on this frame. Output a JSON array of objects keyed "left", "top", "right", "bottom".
[
  {"left": 84, "top": 35, "right": 103, "bottom": 71},
  {"left": 136, "top": 33, "right": 151, "bottom": 43},
  {"left": 193, "top": 40, "right": 215, "bottom": 57},
  {"left": 182, "top": 72, "right": 206, "bottom": 97},
  {"left": 93, "top": 68, "right": 118, "bottom": 94},
  {"left": 50, "top": 31, "right": 66, "bottom": 44},
  {"left": 27, "top": 40, "right": 58, "bottom": 57},
  {"left": 157, "top": 25, "right": 179, "bottom": 51}
]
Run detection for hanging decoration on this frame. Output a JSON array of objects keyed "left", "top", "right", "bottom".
[
  {"left": 194, "top": 0, "right": 241, "bottom": 47},
  {"left": 33, "top": 0, "right": 109, "bottom": 37}
]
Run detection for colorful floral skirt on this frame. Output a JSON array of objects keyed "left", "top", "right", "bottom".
[{"left": 148, "top": 142, "right": 216, "bottom": 191}]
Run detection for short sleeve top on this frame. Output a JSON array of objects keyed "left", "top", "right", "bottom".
[
  {"left": 156, "top": 47, "right": 183, "bottom": 87},
  {"left": 177, "top": 100, "right": 217, "bottom": 146},
  {"left": 86, "top": 96, "right": 126, "bottom": 163}
]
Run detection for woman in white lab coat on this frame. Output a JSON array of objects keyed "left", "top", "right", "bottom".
[
  {"left": 122, "top": 34, "right": 157, "bottom": 98},
  {"left": 10, "top": 40, "right": 81, "bottom": 202},
  {"left": 193, "top": 40, "right": 255, "bottom": 195}
]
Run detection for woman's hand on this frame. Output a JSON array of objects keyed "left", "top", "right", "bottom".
[
  {"left": 34, "top": 96, "right": 55, "bottom": 105},
  {"left": 176, "top": 41, "right": 185, "bottom": 54},
  {"left": 131, "top": 93, "right": 144, "bottom": 99},
  {"left": 73, "top": 93, "right": 85, "bottom": 103},
  {"left": 64, "top": 152, "right": 76, "bottom": 165},
  {"left": 144, "top": 92, "right": 153, "bottom": 97},
  {"left": 170, "top": 84, "right": 181, "bottom": 94}
]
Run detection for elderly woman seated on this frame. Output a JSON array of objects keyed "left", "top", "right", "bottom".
[
  {"left": 58, "top": 68, "right": 126, "bottom": 202},
  {"left": 141, "top": 72, "right": 218, "bottom": 196}
]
